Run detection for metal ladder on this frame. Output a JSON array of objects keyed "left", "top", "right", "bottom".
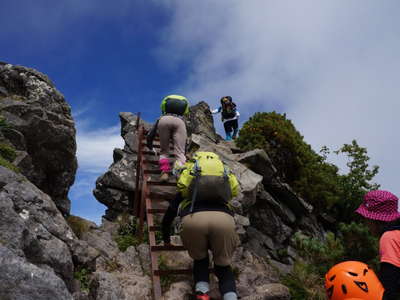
[{"left": 132, "top": 116, "right": 194, "bottom": 300}]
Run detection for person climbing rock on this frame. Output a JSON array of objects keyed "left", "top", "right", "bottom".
[
  {"left": 147, "top": 94, "right": 189, "bottom": 182},
  {"left": 211, "top": 96, "right": 240, "bottom": 141},
  {"left": 161, "top": 151, "right": 240, "bottom": 300},
  {"left": 354, "top": 190, "right": 400, "bottom": 300}
]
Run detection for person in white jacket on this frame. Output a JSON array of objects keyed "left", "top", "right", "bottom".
[{"left": 211, "top": 96, "right": 240, "bottom": 141}]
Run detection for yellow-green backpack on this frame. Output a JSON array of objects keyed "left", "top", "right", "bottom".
[{"left": 177, "top": 151, "right": 238, "bottom": 213}]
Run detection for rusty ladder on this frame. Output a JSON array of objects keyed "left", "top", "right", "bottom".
[{"left": 132, "top": 114, "right": 193, "bottom": 300}]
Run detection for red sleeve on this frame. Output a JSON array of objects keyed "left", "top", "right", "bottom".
[{"left": 380, "top": 231, "right": 400, "bottom": 268}]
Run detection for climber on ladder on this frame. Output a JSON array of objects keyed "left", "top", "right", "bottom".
[
  {"left": 161, "top": 151, "right": 240, "bottom": 300},
  {"left": 147, "top": 94, "right": 190, "bottom": 182}
]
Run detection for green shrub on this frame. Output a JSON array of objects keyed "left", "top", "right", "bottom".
[
  {"left": 286, "top": 225, "right": 379, "bottom": 299},
  {"left": 74, "top": 267, "right": 91, "bottom": 291},
  {"left": 0, "top": 143, "right": 17, "bottom": 162},
  {"left": 115, "top": 217, "right": 141, "bottom": 251},
  {"left": 66, "top": 215, "right": 93, "bottom": 239},
  {"left": 338, "top": 222, "right": 379, "bottom": 268},
  {"left": 282, "top": 261, "right": 326, "bottom": 300},
  {"left": 115, "top": 234, "right": 140, "bottom": 252},
  {"left": 294, "top": 231, "right": 344, "bottom": 276},
  {"left": 236, "top": 112, "right": 341, "bottom": 211},
  {"left": 159, "top": 255, "right": 174, "bottom": 291},
  {"left": 331, "top": 140, "right": 380, "bottom": 222},
  {"left": 236, "top": 112, "right": 380, "bottom": 222},
  {"left": 0, "top": 156, "right": 19, "bottom": 172}
]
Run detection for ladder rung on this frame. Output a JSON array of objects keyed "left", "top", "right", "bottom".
[
  {"left": 149, "top": 225, "right": 160, "bottom": 231},
  {"left": 144, "top": 159, "right": 159, "bottom": 164},
  {"left": 154, "top": 268, "right": 214, "bottom": 276},
  {"left": 151, "top": 245, "right": 186, "bottom": 251},
  {"left": 149, "top": 191, "right": 176, "bottom": 200},
  {"left": 148, "top": 181, "right": 176, "bottom": 186},
  {"left": 154, "top": 269, "right": 192, "bottom": 275},
  {"left": 144, "top": 170, "right": 172, "bottom": 175},
  {"left": 147, "top": 208, "right": 167, "bottom": 214}
]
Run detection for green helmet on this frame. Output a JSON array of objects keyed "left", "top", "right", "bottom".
[{"left": 161, "top": 94, "right": 189, "bottom": 116}]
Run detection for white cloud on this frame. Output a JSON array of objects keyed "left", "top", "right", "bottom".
[
  {"left": 158, "top": 0, "right": 400, "bottom": 196},
  {"left": 69, "top": 120, "right": 125, "bottom": 224},
  {"left": 76, "top": 124, "right": 124, "bottom": 173}
]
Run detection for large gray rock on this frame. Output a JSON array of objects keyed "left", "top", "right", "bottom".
[
  {"left": 89, "top": 271, "right": 152, "bottom": 300},
  {"left": 0, "top": 166, "right": 76, "bottom": 295},
  {"left": 187, "top": 101, "right": 221, "bottom": 142},
  {"left": 0, "top": 245, "right": 73, "bottom": 300},
  {"left": 0, "top": 63, "right": 77, "bottom": 215}
]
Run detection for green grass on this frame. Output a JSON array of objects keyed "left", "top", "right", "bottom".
[
  {"left": 0, "top": 156, "right": 19, "bottom": 172},
  {"left": 159, "top": 255, "right": 174, "bottom": 292},
  {"left": 66, "top": 215, "right": 93, "bottom": 239}
]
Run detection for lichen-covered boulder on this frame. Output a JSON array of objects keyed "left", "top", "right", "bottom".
[
  {"left": 0, "top": 166, "right": 76, "bottom": 297},
  {"left": 0, "top": 62, "right": 77, "bottom": 215}
]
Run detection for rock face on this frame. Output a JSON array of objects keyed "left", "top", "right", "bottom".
[
  {"left": 94, "top": 103, "right": 326, "bottom": 299},
  {"left": 0, "top": 62, "right": 326, "bottom": 300},
  {"left": 0, "top": 62, "right": 77, "bottom": 215},
  {"left": 0, "top": 166, "right": 76, "bottom": 299}
]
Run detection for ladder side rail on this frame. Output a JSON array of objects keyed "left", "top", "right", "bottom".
[
  {"left": 146, "top": 196, "right": 162, "bottom": 300},
  {"left": 136, "top": 158, "right": 148, "bottom": 241},
  {"left": 133, "top": 115, "right": 144, "bottom": 216}
]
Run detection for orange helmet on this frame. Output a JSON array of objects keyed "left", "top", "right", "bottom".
[{"left": 324, "top": 261, "right": 384, "bottom": 300}]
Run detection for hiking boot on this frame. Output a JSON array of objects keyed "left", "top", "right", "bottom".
[
  {"left": 160, "top": 171, "right": 169, "bottom": 182},
  {"left": 195, "top": 292, "right": 210, "bottom": 300}
]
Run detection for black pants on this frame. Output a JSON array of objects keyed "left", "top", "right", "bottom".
[
  {"left": 194, "top": 256, "right": 236, "bottom": 295},
  {"left": 223, "top": 119, "right": 238, "bottom": 135}
]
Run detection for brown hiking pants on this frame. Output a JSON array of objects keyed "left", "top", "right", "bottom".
[
  {"left": 158, "top": 115, "right": 187, "bottom": 166},
  {"left": 180, "top": 211, "right": 239, "bottom": 266}
]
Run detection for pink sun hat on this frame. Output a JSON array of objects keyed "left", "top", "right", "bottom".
[{"left": 356, "top": 190, "right": 400, "bottom": 222}]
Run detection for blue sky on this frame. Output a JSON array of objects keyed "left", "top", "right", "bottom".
[{"left": 2, "top": 1, "right": 400, "bottom": 224}]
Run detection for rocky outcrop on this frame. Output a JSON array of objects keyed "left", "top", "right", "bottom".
[
  {"left": 187, "top": 101, "right": 221, "bottom": 142},
  {"left": 0, "top": 166, "right": 76, "bottom": 298},
  {"left": 0, "top": 63, "right": 77, "bottom": 215},
  {"left": 0, "top": 60, "right": 325, "bottom": 300},
  {"left": 0, "top": 245, "right": 73, "bottom": 300},
  {"left": 93, "top": 103, "right": 325, "bottom": 299}
]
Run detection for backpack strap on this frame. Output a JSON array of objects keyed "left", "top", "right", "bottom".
[
  {"left": 189, "top": 160, "right": 202, "bottom": 213},
  {"left": 146, "top": 118, "right": 160, "bottom": 150}
]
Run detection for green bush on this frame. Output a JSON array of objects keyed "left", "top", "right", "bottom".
[
  {"left": 115, "top": 234, "right": 140, "bottom": 252},
  {"left": 294, "top": 231, "right": 344, "bottom": 276},
  {"left": 66, "top": 215, "right": 92, "bottom": 239},
  {"left": 159, "top": 255, "right": 174, "bottom": 291},
  {"left": 338, "top": 222, "right": 379, "bottom": 268},
  {"left": 0, "top": 143, "right": 17, "bottom": 162},
  {"left": 282, "top": 261, "right": 326, "bottom": 300},
  {"left": 236, "top": 112, "right": 341, "bottom": 212},
  {"left": 331, "top": 140, "right": 380, "bottom": 222},
  {"left": 286, "top": 224, "right": 379, "bottom": 299},
  {"left": 74, "top": 267, "right": 91, "bottom": 291},
  {"left": 0, "top": 156, "right": 19, "bottom": 172},
  {"left": 115, "top": 217, "right": 141, "bottom": 251},
  {"left": 236, "top": 112, "right": 379, "bottom": 222}
]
